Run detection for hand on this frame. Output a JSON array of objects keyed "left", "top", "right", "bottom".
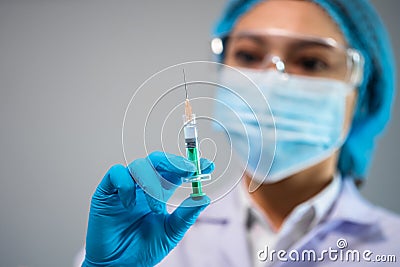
[{"left": 82, "top": 151, "right": 214, "bottom": 267}]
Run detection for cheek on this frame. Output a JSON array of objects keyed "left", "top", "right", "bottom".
[{"left": 343, "top": 90, "right": 357, "bottom": 134}]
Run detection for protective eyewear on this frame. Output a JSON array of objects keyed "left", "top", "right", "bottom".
[{"left": 211, "top": 29, "right": 364, "bottom": 86}]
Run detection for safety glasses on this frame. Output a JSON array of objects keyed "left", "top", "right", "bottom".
[{"left": 211, "top": 29, "right": 364, "bottom": 86}]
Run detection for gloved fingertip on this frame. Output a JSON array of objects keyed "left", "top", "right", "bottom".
[
  {"left": 179, "top": 195, "right": 210, "bottom": 219},
  {"left": 171, "top": 156, "right": 197, "bottom": 177},
  {"left": 166, "top": 195, "right": 211, "bottom": 242},
  {"left": 147, "top": 150, "right": 164, "bottom": 165},
  {"left": 151, "top": 153, "right": 197, "bottom": 183},
  {"left": 200, "top": 158, "right": 215, "bottom": 174},
  {"left": 187, "top": 195, "right": 211, "bottom": 208}
]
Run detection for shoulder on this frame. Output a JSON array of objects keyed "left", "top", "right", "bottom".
[
  {"left": 340, "top": 178, "right": 400, "bottom": 230},
  {"left": 325, "top": 178, "right": 400, "bottom": 252},
  {"left": 371, "top": 204, "right": 400, "bottom": 235},
  {"left": 348, "top": 178, "right": 400, "bottom": 232}
]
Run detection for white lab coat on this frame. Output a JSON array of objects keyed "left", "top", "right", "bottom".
[
  {"left": 75, "top": 178, "right": 400, "bottom": 267},
  {"left": 157, "top": 178, "right": 400, "bottom": 267}
]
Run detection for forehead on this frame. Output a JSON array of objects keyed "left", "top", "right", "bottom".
[{"left": 232, "top": 0, "right": 346, "bottom": 46}]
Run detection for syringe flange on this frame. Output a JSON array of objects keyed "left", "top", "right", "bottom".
[{"left": 182, "top": 173, "right": 212, "bottom": 183}]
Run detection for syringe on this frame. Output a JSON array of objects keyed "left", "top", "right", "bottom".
[{"left": 182, "top": 70, "right": 211, "bottom": 198}]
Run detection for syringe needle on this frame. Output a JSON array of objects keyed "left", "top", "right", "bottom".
[
  {"left": 183, "top": 69, "right": 193, "bottom": 122},
  {"left": 183, "top": 69, "right": 188, "bottom": 100}
]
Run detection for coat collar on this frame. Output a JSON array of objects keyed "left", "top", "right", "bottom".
[
  {"left": 192, "top": 177, "right": 380, "bottom": 267},
  {"left": 198, "top": 176, "right": 378, "bottom": 228},
  {"left": 325, "top": 177, "right": 378, "bottom": 226}
]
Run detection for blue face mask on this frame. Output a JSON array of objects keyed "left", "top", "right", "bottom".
[{"left": 215, "top": 69, "right": 353, "bottom": 191}]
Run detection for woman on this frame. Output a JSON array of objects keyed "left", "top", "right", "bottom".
[{"left": 80, "top": 0, "right": 399, "bottom": 266}]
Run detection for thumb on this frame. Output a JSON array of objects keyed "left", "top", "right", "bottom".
[{"left": 165, "top": 196, "right": 210, "bottom": 243}]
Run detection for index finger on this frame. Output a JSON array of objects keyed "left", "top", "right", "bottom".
[
  {"left": 147, "top": 151, "right": 196, "bottom": 185},
  {"left": 96, "top": 164, "right": 136, "bottom": 208}
]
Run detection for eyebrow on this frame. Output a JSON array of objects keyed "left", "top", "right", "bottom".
[
  {"left": 230, "top": 34, "right": 266, "bottom": 46},
  {"left": 289, "top": 40, "right": 337, "bottom": 51},
  {"left": 230, "top": 34, "right": 337, "bottom": 51}
]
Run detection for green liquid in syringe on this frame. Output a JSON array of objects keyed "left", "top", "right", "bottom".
[{"left": 187, "top": 147, "right": 204, "bottom": 197}]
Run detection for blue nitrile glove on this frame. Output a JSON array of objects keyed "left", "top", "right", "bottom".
[{"left": 82, "top": 151, "right": 214, "bottom": 267}]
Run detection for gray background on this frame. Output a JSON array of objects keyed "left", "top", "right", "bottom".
[{"left": 0, "top": 1, "right": 398, "bottom": 266}]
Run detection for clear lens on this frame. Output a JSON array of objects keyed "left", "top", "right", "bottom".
[{"left": 211, "top": 29, "right": 364, "bottom": 85}]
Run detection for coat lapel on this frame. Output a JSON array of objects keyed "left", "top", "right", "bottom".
[
  {"left": 177, "top": 185, "right": 252, "bottom": 267},
  {"left": 272, "top": 179, "right": 381, "bottom": 267}
]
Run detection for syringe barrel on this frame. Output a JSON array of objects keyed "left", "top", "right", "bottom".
[
  {"left": 181, "top": 114, "right": 211, "bottom": 190},
  {"left": 183, "top": 115, "right": 201, "bottom": 173},
  {"left": 183, "top": 114, "right": 198, "bottom": 148}
]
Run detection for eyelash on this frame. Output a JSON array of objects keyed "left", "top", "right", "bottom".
[{"left": 234, "top": 50, "right": 264, "bottom": 64}]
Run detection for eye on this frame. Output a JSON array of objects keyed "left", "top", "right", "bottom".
[
  {"left": 233, "top": 50, "right": 264, "bottom": 66},
  {"left": 297, "top": 57, "right": 329, "bottom": 72}
]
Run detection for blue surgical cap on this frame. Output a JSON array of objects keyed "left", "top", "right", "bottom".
[{"left": 213, "top": 0, "right": 396, "bottom": 180}]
